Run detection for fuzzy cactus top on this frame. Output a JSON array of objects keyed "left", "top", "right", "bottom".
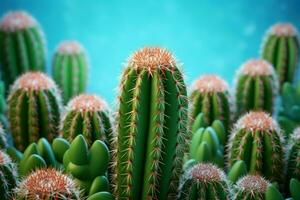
[
  {"left": 67, "top": 94, "right": 108, "bottom": 112},
  {"left": 239, "top": 59, "right": 275, "bottom": 77},
  {"left": 0, "top": 11, "right": 37, "bottom": 32},
  {"left": 268, "top": 23, "right": 298, "bottom": 37},
  {"left": 56, "top": 41, "right": 84, "bottom": 55},
  {"left": 189, "top": 163, "right": 226, "bottom": 182},
  {"left": 192, "top": 75, "right": 229, "bottom": 93}
]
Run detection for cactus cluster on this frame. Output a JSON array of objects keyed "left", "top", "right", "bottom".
[{"left": 286, "top": 127, "right": 300, "bottom": 183}]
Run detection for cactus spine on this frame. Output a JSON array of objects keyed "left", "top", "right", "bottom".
[
  {"left": 235, "top": 59, "right": 278, "bottom": 117},
  {"left": 114, "top": 47, "right": 188, "bottom": 199},
  {"left": 227, "top": 111, "right": 285, "bottom": 184},
  {"left": 52, "top": 41, "right": 88, "bottom": 103},
  {"left": 8, "top": 72, "right": 62, "bottom": 151},
  {"left": 261, "top": 23, "right": 299, "bottom": 85},
  {"left": 0, "top": 11, "right": 46, "bottom": 90},
  {"left": 0, "top": 125, "right": 7, "bottom": 148},
  {"left": 286, "top": 127, "right": 300, "bottom": 183}
]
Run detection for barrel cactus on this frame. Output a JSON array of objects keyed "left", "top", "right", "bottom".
[
  {"left": 113, "top": 47, "right": 188, "bottom": 199},
  {"left": 8, "top": 72, "right": 62, "bottom": 151},
  {"left": 227, "top": 111, "right": 285, "bottom": 184},
  {"left": 52, "top": 41, "right": 88, "bottom": 103},
  {"left": 0, "top": 11, "right": 46, "bottom": 90},
  {"left": 261, "top": 23, "right": 299, "bottom": 86},
  {"left": 286, "top": 127, "right": 300, "bottom": 183}
]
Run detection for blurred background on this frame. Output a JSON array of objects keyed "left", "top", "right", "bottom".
[{"left": 1, "top": 0, "right": 299, "bottom": 103}]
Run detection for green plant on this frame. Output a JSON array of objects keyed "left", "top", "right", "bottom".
[
  {"left": 178, "top": 163, "right": 231, "bottom": 200},
  {"left": 289, "top": 178, "right": 300, "bottom": 200},
  {"left": 227, "top": 160, "right": 248, "bottom": 183},
  {"left": 8, "top": 72, "right": 62, "bottom": 151},
  {"left": 0, "top": 124, "right": 7, "bottom": 149},
  {"left": 286, "top": 127, "right": 300, "bottom": 184},
  {"left": 87, "top": 192, "right": 115, "bottom": 200},
  {"left": 0, "top": 81, "right": 8, "bottom": 129},
  {"left": 261, "top": 23, "right": 299, "bottom": 86},
  {"left": 52, "top": 41, "right": 88, "bottom": 103},
  {"left": 114, "top": 47, "right": 188, "bottom": 199},
  {"left": 234, "top": 59, "right": 278, "bottom": 117},
  {"left": 227, "top": 111, "right": 285, "bottom": 184},
  {"left": 0, "top": 11, "right": 46, "bottom": 90}
]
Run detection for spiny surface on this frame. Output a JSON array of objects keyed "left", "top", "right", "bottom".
[
  {"left": 0, "top": 150, "right": 10, "bottom": 165},
  {"left": 0, "top": 11, "right": 36, "bottom": 32},
  {"left": 192, "top": 75, "right": 228, "bottom": 93},
  {"left": 237, "top": 175, "right": 268, "bottom": 193},
  {"left": 240, "top": 59, "right": 274, "bottom": 76},
  {"left": 292, "top": 127, "right": 300, "bottom": 140},
  {"left": 191, "top": 163, "right": 223, "bottom": 182},
  {"left": 57, "top": 41, "right": 83, "bottom": 54},
  {"left": 269, "top": 23, "right": 297, "bottom": 36},
  {"left": 68, "top": 94, "right": 107, "bottom": 112},
  {"left": 13, "top": 72, "right": 55, "bottom": 91}
]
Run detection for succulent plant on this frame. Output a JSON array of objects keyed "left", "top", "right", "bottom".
[
  {"left": 0, "top": 124, "right": 7, "bottom": 149},
  {"left": 8, "top": 72, "right": 62, "bottom": 151},
  {"left": 0, "top": 81, "right": 8, "bottom": 129},
  {"left": 227, "top": 160, "right": 248, "bottom": 183},
  {"left": 190, "top": 75, "right": 231, "bottom": 130},
  {"left": 227, "top": 111, "right": 285, "bottom": 184},
  {"left": 288, "top": 178, "right": 300, "bottom": 200},
  {"left": 52, "top": 41, "right": 88, "bottom": 103},
  {"left": 15, "top": 168, "right": 81, "bottom": 200},
  {"left": 286, "top": 127, "right": 300, "bottom": 184},
  {"left": 87, "top": 192, "right": 115, "bottom": 200},
  {"left": 0, "top": 11, "right": 46, "bottom": 90},
  {"left": 178, "top": 163, "right": 231, "bottom": 200},
  {"left": 0, "top": 150, "right": 18, "bottom": 200},
  {"left": 113, "top": 47, "right": 188, "bottom": 199},
  {"left": 234, "top": 59, "right": 278, "bottom": 117},
  {"left": 261, "top": 23, "right": 299, "bottom": 86}
]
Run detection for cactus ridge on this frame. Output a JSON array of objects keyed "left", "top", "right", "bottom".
[{"left": 286, "top": 127, "right": 300, "bottom": 183}]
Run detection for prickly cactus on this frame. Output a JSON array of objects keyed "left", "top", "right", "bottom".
[
  {"left": 0, "top": 124, "right": 7, "bottom": 149},
  {"left": 0, "top": 11, "right": 46, "bottom": 90},
  {"left": 286, "top": 127, "right": 300, "bottom": 183},
  {"left": 114, "top": 47, "right": 188, "bottom": 199},
  {"left": 0, "top": 81, "right": 8, "bottom": 129},
  {"left": 8, "top": 72, "right": 62, "bottom": 151},
  {"left": 52, "top": 41, "right": 88, "bottom": 103}
]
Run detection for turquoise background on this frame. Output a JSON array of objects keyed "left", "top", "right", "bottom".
[{"left": 1, "top": 0, "right": 300, "bottom": 103}]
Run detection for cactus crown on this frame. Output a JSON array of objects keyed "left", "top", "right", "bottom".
[
  {"left": 0, "top": 11, "right": 36, "bottom": 32},
  {"left": 57, "top": 41, "right": 83, "bottom": 55},
  {"left": 13, "top": 72, "right": 56, "bottom": 91},
  {"left": 269, "top": 23, "right": 297, "bottom": 36},
  {"left": 0, "top": 150, "right": 11, "bottom": 165},
  {"left": 240, "top": 59, "right": 274, "bottom": 76},
  {"left": 68, "top": 94, "right": 107, "bottom": 112},
  {"left": 190, "top": 163, "right": 224, "bottom": 182},
  {"left": 237, "top": 175, "right": 269, "bottom": 193},
  {"left": 291, "top": 127, "right": 300, "bottom": 140},
  {"left": 192, "top": 75, "right": 228, "bottom": 93}
]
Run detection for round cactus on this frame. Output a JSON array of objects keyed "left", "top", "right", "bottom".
[
  {"left": 227, "top": 111, "right": 285, "bottom": 184},
  {"left": 114, "top": 47, "right": 188, "bottom": 199},
  {"left": 261, "top": 23, "right": 299, "bottom": 85},
  {"left": 52, "top": 41, "right": 88, "bottom": 103},
  {"left": 190, "top": 75, "right": 231, "bottom": 130},
  {"left": 286, "top": 127, "right": 300, "bottom": 183},
  {"left": 8, "top": 72, "right": 62, "bottom": 151},
  {"left": 234, "top": 59, "right": 278, "bottom": 117},
  {"left": 178, "top": 163, "right": 231, "bottom": 200},
  {"left": 15, "top": 168, "right": 81, "bottom": 200},
  {"left": 0, "top": 11, "right": 46, "bottom": 90}
]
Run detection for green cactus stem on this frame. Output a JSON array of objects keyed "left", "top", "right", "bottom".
[
  {"left": 0, "top": 11, "right": 46, "bottom": 90},
  {"left": 227, "top": 160, "right": 248, "bottom": 183},
  {"left": 286, "top": 127, "right": 300, "bottom": 184},
  {"left": 87, "top": 192, "right": 115, "bottom": 200},
  {"left": 0, "top": 124, "right": 7, "bottom": 149},
  {"left": 261, "top": 23, "right": 299, "bottom": 86},
  {"left": 114, "top": 47, "right": 188, "bottom": 199},
  {"left": 8, "top": 72, "right": 62, "bottom": 151},
  {"left": 52, "top": 41, "right": 88, "bottom": 103}
]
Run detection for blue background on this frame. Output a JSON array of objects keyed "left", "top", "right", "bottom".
[{"left": 1, "top": 0, "right": 300, "bottom": 104}]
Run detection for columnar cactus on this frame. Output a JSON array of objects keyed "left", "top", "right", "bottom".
[
  {"left": 8, "top": 72, "right": 62, "bottom": 151},
  {"left": 52, "top": 41, "right": 88, "bottom": 103},
  {"left": 0, "top": 11, "right": 46, "bottom": 90},
  {"left": 114, "top": 47, "right": 188, "bottom": 199},
  {"left": 178, "top": 163, "right": 231, "bottom": 200},
  {"left": 190, "top": 75, "right": 231, "bottom": 130},
  {"left": 15, "top": 168, "right": 81, "bottom": 199},
  {"left": 0, "top": 81, "right": 8, "bottom": 130},
  {"left": 286, "top": 127, "right": 300, "bottom": 182},
  {"left": 0, "top": 124, "right": 7, "bottom": 149},
  {"left": 61, "top": 94, "right": 113, "bottom": 148},
  {"left": 227, "top": 111, "right": 285, "bottom": 184},
  {"left": 261, "top": 23, "right": 299, "bottom": 85},
  {"left": 234, "top": 59, "right": 278, "bottom": 117}
]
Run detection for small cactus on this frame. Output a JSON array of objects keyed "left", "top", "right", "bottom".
[
  {"left": 0, "top": 11, "right": 46, "bottom": 90},
  {"left": 178, "top": 163, "right": 231, "bottom": 200},
  {"left": 286, "top": 127, "right": 300, "bottom": 183},
  {"left": 52, "top": 41, "right": 88, "bottom": 103},
  {"left": 15, "top": 168, "right": 81, "bottom": 200},
  {"left": 234, "top": 59, "right": 278, "bottom": 117},
  {"left": 8, "top": 72, "right": 62, "bottom": 151},
  {"left": 0, "top": 124, "right": 7, "bottom": 149},
  {"left": 261, "top": 23, "right": 299, "bottom": 86}
]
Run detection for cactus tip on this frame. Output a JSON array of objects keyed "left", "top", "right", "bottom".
[
  {"left": 192, "top": 75, "right": 228, "bottom": 93},
  {"left": 241, "top": 59, "right": 274, "bottom": 76},
  {"left": 270, "top": 23, "right": 297, "bottom": 36},
  {"left": 292, "top": 127, "right": 300, "bottom": 140},
  {"left": 190, "top": 163, "right": 224, "bottom": 182},
  {"left": 0, "top": 150, "right": 11, "bottom": 165},
  {"left": 237, "top": 175, "right": 268, "bottom": 193},
  {"left": 57, "top": 41, "right": 83, "bottom": 54},
  {"left": 0, "top": 11, "right": 36, "bottom": 32},
  {"left": 14, "top": 72, "right": 55, "bottom": 91},
  {"left": 68, "top": 94, "right": 107, "bottom": 112}
]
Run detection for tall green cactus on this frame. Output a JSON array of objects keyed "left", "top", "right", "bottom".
[
  {"left": 190, "top": 75, "right": 231, "bottom": 130},
  {"left": 8, "top": 72, "right": 62, "bottom": 151},
  {"left": 52, "top": 41, "right": 88, "bottom": 103},
  {"left": 286, "top": 127, "right": 300, "bottom": 183},
  {"left": 0, "top": 81, "right": 8, "bottom": 129},
  {"left": 227, "top": 111, "right": 285, "bottom": 184},
  {"left": 178, "top": 163, "right": 231, "bottom": 200},
  {"left": 261, "top": 23, "right": 299, "bottom": 86},
  {"left": 113, "top": 47, "right": 188, "bottom": 199},
  {"left": 235, "top": 59, "right": 278, "bottom": 117},
  {"left": 0, "top": 11, "right": 46, "bottom": 90}
]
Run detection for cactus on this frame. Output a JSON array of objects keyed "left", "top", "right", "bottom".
[
  {"left": 0, "top": 81, "right": 8, "bottom": 129},
  {"left": 190, "top": 75, "right": 231, "bottom": 130},
  {"left": 52, "top": 41, "right": 88, "bottom": 103},
  {"left": 15, "top": 168, "right": 81, "bottom": 199},
  {"left": 286, "top": 127, "right": 300, "bottom": 184},
  {"left": 227, "top": 111, "right": 285, "bottom": 184},
  {"left": 114, "top": 47, "right": 188, "bottom": 199},
  {"left": 289, "top": 178, "right": 300, "bottom": 200},
  {"left": 261, "top": 23, "right": 299, "bottom": 86},
  {"left": 8, "top": 72, "right": 62, "bottom": 151},
  {"left": 178, "top": 163, "right": 231, "bottom": 200},
  {"left": 0, "top": 124, "right": 7, "bottom": 149},
  {"left": 61, "top": 94, "right": 113, "bottom": 148},
  {"left": 234, "top": 59, "right": 278, "bottom": 117},
  {"left": 0, "top": 11, "right": 46, "bottom": 90},
  {"left": 227, "top": 160, "right": 248, "bottom": 183},
  {"left": 0, "top": 150, "right": 18, "bottom": 200},
  {"left": 87, "top": 192, "right": 115, "bottom": 200}
]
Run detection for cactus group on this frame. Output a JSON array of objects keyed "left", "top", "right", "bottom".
[
  {"left": 52, "top": 41, "right": 88, "bottom": 103},
  {"left": 8, "top": 72, "right": 62, "bottom": 151},
  {"left": 261, "top": 23, "right": 299, "bottom": 86},
  {"left": 0, "top": 11, "right": 46, "bottom": 90},
  {"left": 286, "top": 127, "right": 300, "bottom": 183},
  {"left": 114, "top": 47, "right": 188, "bottom": 199}
]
